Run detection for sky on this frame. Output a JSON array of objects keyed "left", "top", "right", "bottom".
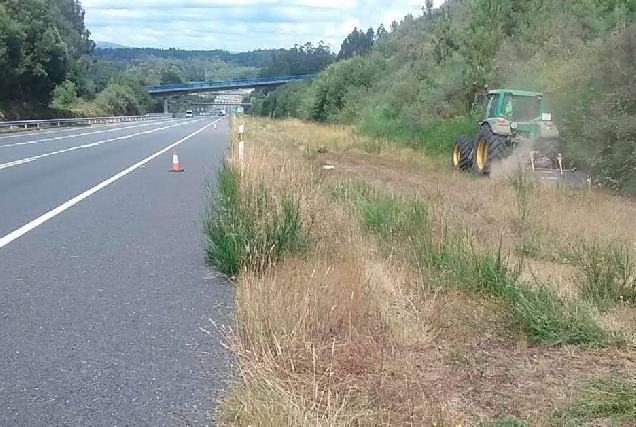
[{"left": 82, "top": 0, "right": 447, "bottom": 52}]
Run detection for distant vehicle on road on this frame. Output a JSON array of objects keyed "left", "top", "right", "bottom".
[{"left": 185, "top": 110, "right": 193, "bottom": 118}]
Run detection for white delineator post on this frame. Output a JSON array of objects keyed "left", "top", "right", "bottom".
[
  {"left": 237, "top": 124, "right": 245, "bottom": 177},
  {"left": 237, "top": 123, "right": 245, "bottom": 163},
  {"left": 238, "top": 139, "right": 244, "bottom": 178}
]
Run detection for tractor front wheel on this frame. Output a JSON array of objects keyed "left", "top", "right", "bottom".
[
  {"left": 451, "top": 135, "right": 473, "bottom": 171},
  {"left": 471, "top": 125, "right": 507, "bottom": 176}
]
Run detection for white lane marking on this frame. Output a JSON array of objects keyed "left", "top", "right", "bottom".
[
  {"left": 0, "top": 120, "right": 204, "bottom": 170},
  {"left": 0, "top": 120, "right": 174, "bottom": 149},
  {"left": 0, "top": 121, "right": 134, "bottom": 140},
  {"left": 0, "top": 118, "right": 221, "bottom": 250}
]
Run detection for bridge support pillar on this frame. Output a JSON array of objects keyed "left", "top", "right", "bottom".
[{"left": 163, "top": 98, "right": 169, "bottom": 114}]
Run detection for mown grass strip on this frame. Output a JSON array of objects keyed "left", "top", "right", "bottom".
[{"left": 329, "top": 178, "right": 626, "bottom": 347}]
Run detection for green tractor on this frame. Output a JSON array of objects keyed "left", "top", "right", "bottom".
[{"left": 451, "top": 88, "right": 590, "bottom": 186}]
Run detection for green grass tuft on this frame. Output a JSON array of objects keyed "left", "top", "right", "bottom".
[
  {"left": 203, "top": 160, "right": 310, "bottom": 278},
  {"left": 568, "top": 239, "right": 636, "bottom": 310},
  {"left": 478, "top": 416, "right": 529, "bottom": 427},
  {"left": 555, "top": 374, "right": 636, "bottom": 424},
  {"left": 329, "top": 179, "right": 428, "bottom": 246}
]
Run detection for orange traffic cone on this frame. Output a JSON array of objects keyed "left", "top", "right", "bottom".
[{"left": 170, "top": 150, "right": 184, "bottom": 172}]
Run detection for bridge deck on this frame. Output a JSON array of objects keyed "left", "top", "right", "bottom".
[{"left": 147, "top": 74, "right": 316, "bottom": 95}]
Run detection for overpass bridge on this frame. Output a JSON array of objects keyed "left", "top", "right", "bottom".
[
  {"left": 188, "top": 102, "right": 253, "bottom": 106},
  {"left": 148, "top": 73, "right": 316, "bottom": 113},
  {"left": 146, "top": 74, "right": 316, "bottom": 96}
]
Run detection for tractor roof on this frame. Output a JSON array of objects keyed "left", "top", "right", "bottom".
[{"left": 488, "top": 89, "right": 543, "bottom": 97}]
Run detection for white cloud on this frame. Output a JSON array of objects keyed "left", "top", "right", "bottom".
[{"left": 82, "top": 0, "right": 447, "bottom": 52}]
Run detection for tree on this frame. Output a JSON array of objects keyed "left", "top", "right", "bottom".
[
  {"left": 376, "top": 24, "right": 388, "bottom": 39},
  {"left": 337, "top": 26, "right": 376, "bottom": 60},
  {"left": 160, "top": 70, "right": 183, "bottom": 85},
  {"left": 425, "top": 0, "right": 434, "bottom": 17},
  {"left": 259, "top": 41, "right": 335, "bottom": 77},
  {"left": 0, "top": 0, "right": 96, "bottom": 106}
]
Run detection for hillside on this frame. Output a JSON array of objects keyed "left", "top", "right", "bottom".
[
  {"left": 249, "top": 0, "right": 636, "bottom": 195},
  {"left": 95, "top": 41, "right": 129, "bottom": 49}
]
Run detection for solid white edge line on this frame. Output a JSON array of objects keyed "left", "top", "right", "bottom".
[{"left": 0, "top": 118, "right": 221, "bottom": 250}]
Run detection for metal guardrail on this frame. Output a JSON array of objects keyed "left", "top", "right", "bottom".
[
  {"left": 146, "top": 74, "right": 317, "bottom": 94},
  {"left": 0, "top": 114, "right": 162, "bottom": 131}
]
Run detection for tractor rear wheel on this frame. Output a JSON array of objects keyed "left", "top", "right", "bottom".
[
  {"left": 471, "top": 125, "right": 507, "bottom": 176},
  {"left": 451, "top": 135, "right": 473, "bottom": 171}
]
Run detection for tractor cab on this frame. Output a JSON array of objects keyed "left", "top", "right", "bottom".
[
  {"left": 472, "top": 88, "right": 559, "bottom": 153},
  {"left": 477, "top": 89, "right": 546, "bottom": 129}
]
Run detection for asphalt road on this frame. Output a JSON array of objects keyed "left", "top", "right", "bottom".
[{"left": 0, "top": 116, "right": 235, "bottom": 426}]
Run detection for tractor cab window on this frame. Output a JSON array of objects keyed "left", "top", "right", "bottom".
[
  {"left": 485, "top": 94, "right": 499, "bottom": 119},
  {"left": 501, "top": 94, "right": 541, "bottom": 122}
]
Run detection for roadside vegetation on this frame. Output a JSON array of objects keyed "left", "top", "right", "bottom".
[
  {"left": 201, "top": 11, "right": 636, "bottom": 424},
  {"left": 247, "top": 0, "right": 636, "bottom": 196},
  {"left": 205, "top": 114, "right": 636, "bottom": 425}
]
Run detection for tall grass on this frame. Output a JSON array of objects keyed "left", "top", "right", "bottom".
[
  {"left": 568, "top": 239, "right": 636, "bottom": 309},
  {"left": 329, "top": 179, "right": 428, "bottom": 244},
  {"left": 358, "top": 107, "right": 478, "bottom": 156},
  {"left": 203, "top": 160, "right": 310, "bottom": 278}
]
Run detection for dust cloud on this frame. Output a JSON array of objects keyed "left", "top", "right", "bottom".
[{"left": 489, "top": 137, "right": 533, "bottom": 179}]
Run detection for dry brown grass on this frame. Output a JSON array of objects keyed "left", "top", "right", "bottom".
[{"left": 213, "top": 115, "right": 636, "bottom": 426}]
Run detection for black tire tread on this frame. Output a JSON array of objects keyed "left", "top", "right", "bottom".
[
  {"left": 451, "top": 134, "right": 473, "bottom": 171},
  {"left": 472, "top": 125, "right": 508, "bottom": 175}
]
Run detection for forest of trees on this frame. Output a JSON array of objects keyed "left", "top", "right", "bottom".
[
  {"left": 0, "top": 0, "right": 94, "bottom": 118},
  {"left": 0, "top": 0, "right": 328, "bottom": 120},
  {"left": 91, "top": 47, "right": 275, "bottom": 68},
  {"left": 247, "top": 0, "right": 636, "bottom": 195}
]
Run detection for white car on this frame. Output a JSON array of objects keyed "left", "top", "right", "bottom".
[{"left": 185, "top": 110, "right": 193, "bottom": 118}]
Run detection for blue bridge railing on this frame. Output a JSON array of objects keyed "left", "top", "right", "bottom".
[{"left": 146, "top": 74, "right": 317, "bottom": 93}]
